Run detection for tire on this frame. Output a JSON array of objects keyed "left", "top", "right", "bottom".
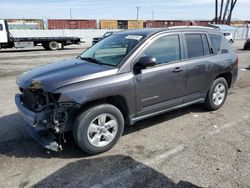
[
  {"left": 204, "top": 78, "right": 228, "bottom": 111},
  {"left": 73, "top": 104, "right": 124, "bottom": 155},
  {"left": 229, "top": 39, "right": 233, "bottom": 44},
  {"left": 48, "top": 41, "right": 59, "bottom": 50},
  {"left": 42, "top": 43, "right": 50, "bottom": 50}
]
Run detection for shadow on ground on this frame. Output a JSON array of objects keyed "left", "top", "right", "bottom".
[
  {"left": 0, "top": 104, "right": 207, "bottom": 159},
  {"left": 33, "top": 155, "right": 202, "bottom": 188}
]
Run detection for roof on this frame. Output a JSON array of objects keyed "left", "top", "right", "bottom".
[
  {"left": 115, "top": 28, "right": 162, "bottom": 37},
  {"left": 114, "top": 26, "right": 220, "bottom": 38}
]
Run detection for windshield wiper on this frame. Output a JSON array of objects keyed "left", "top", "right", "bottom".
[
  {"left": 79, "top": 57, "right": 102, "bottom": 65},
  {"left": 79, "top": 56, "right": 116, "bottom": 67}
]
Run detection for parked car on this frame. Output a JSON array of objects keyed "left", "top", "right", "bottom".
[
  {"left": 223, "top": 32, "right": 234, "bottom": 44},
  {"left": 244, "top": 38, "right": 250, "bottom": 50},
  {"left": 92, "top": 31, "right": 113, "bottom": 45},
  {"left": 15, "top": 27, "right": 238, "bottom": 155}
]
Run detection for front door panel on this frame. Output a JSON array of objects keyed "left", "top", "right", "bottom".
[{"left": 135, "top": 62, "right": 186, "bottom": 117}]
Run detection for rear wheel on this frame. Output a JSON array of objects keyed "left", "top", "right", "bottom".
[
  {"left": 73, "top": 104, "right": 124, "bottom": 155},
  {"left": 48, "top": 41, "right": 59, "bottom": 50},
  {"left": 204, "top": 78, "right": 228, "bottom": 111}
]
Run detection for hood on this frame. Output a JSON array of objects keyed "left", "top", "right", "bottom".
[{"left": 17, "top": 58, "right": 117, "bottom": 92}]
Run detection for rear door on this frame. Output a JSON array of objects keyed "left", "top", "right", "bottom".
[{"left": 183, "top": 33, "right": 213, "bottom": 102}]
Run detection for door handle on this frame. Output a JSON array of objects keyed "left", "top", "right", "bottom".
[{"left": 172, "top": 67, "right": 183, "bottom": 73}]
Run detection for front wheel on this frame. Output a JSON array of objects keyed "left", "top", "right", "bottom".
[
  {"left": 73, "top": 104, "right": 124, "bottom": 155},
  {"left": 204, "top": 78, "right": 228, "bottom": 111}
]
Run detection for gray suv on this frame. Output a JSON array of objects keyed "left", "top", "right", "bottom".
[{"left": 15, "top": 27, "right": 238, "bottom": 155}]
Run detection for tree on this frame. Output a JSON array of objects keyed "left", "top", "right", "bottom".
[
  {"left": 222, "top": 0, "right": 230, "bottom": 23},
  {"left": 218, "top": 0, "right": 224, "bottom": 23},
  {"left": 226, "top": 0, "right": 238, "bottom": 24},
  {"left": 215, "top": 0, "right": 238, "bottom": 25}
]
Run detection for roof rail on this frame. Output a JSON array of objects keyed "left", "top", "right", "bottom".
[{"left": 169, "top": 26, "right": 216, "bottom": 30}]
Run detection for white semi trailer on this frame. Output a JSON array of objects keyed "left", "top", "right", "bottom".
[{"left": 0, "top": 20, "right": 81, "bottom": 50}]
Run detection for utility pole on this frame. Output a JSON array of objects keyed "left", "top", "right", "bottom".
[
  {"left": 136, "top": 7, "right": 140, "bottom": 20},
  {"left": 215, "top": 0, "right": 218, "bottom": 23},
  {"left": 152, "top": 10, "right": 154, "bottom": 20},
  {"left": 70, "top": 8, "right": 72, "bottom": 19}
]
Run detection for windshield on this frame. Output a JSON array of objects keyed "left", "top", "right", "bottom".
[{"left": 79, "top": 34, "right": 144, "bottom": 67}]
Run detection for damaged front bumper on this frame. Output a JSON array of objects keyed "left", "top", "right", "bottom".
[{"left": 15, "top": 94, "right": 61, "bottom": 151}]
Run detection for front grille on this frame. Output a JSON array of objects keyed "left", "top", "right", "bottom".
[{"left": 20, "top": 89, "right": 46, "bottom": 111}]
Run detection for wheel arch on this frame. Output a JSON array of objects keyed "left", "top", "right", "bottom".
[
  {"left": 216, "top": 72, "right": 232, "bottom": 88},
  {"left": 79, "top": 95, "right": 130, "bottom": 125}
]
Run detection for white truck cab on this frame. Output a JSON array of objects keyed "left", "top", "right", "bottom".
[
  {"left": 0, "top": 19, "right": 81, "bottom": 50},
  {"left": 0, "top": 20, "right": 8, "bottom": 44}
]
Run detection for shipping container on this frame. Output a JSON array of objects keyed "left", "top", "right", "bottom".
[
  {"left": 48, "top": 19, "right": 97, "bottom": 29},
  {"left": 144, "top": 20, "right": 217, "bottom": 28},
  {"left": 144, "top": 20, "right": 169, "bottom": 28},
  {"left": 7, "top": 19, "right": 45, "bottom": 30},
  {"left": 231, "top": 20, "right": 248, "bottom": 26},
  {"left": 99, "top": 20, "right": 118, "bottom": 29},
  {"left": 174, "top": 21, "right": 189, "bottom": 26},
  {"left": 127, "top": 20, "right": 144, "bottom": 29},
  {"left": 118, "top": 20, "right": 128, "bottom": 29},
  {"left": 192, "top": 20, "right": 214, "bottom": 26}
]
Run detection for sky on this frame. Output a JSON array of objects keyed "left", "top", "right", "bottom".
[{"left": 0, "top": 0, "right": 249, "bottom": 20}]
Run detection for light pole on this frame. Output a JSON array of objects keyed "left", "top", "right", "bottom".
[
  {"left": 152, "top": 10, "right": 154, "bottom": 20},
  {"left": 70, "top": 8, "right": 72, "bottom": 19},
  {"left": 136, "top": 6, "right": 140, "bottom": 20}
]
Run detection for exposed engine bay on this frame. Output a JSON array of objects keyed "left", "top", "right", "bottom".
[{"left": 18, "top": 87, "right": 80, "bottom": 151}]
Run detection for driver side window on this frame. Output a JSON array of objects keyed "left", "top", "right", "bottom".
[{"left": 143, "top": 35, "right": 181, "bottom": 65}]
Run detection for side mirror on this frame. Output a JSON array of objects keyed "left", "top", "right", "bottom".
[{"left": 136, "top": 56, "right": 157, "bottom": 69}]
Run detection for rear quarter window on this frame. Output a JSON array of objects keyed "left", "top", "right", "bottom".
[
  {"left": 0, "top": 24, "right": 3, "bottom": 31},
  {"left": 209, "top": 34, "right": 222, "bottom": 55},
  {"left": 201, "top": 34, "right": 210, "bottom": 56}
]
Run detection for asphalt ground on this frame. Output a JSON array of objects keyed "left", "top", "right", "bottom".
[{"left": 0, "top": 41, "right": 249, "bottom": 188}]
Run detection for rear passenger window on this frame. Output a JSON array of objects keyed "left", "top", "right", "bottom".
[
  {"left": 143, "top": 35, "right": 180, "bottom": 64},
  {"left": 209, "top": 34, "right": 222, "bottom": 54},
  {"left": 202, "top": 34, "right": 210, "bottom": 56},
  {"left": 0, "top": 24, "right": 3, "bottom": 31},
  {"left": 185, "top": 34, "right": 204, "bottom": 58}
]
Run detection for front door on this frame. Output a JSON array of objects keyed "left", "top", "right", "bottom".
[{"left": 134, "top": 34, "right": 187, "bottom": 117}]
